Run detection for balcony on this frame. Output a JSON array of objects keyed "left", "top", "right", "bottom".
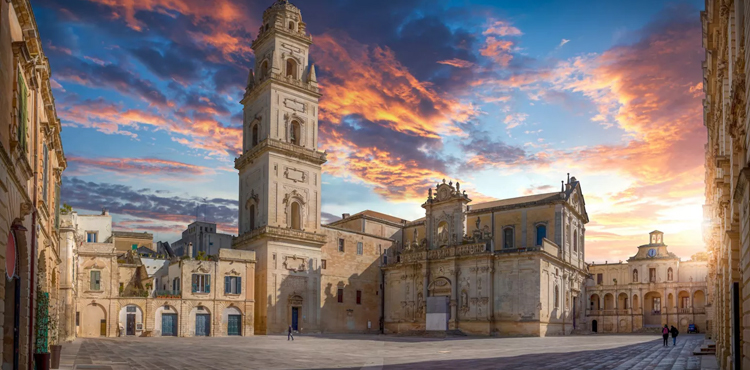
[
  {"left": 120, "top": 289, "right": 149, "bottom": 298},
  {"left": 154, "top": 290, "right": 181, "bottom": 299}
]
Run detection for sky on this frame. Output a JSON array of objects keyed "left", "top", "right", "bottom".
[{"left": 33, "top": 0, "right": 708, "bottom": 263}]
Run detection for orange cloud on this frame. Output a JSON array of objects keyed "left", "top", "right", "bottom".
[
  {"left": 437, "top": 59, "right": 475, "bottom": 68},
  {"left": 483, "top": 20, "right": 522, "bottom": 37},
  {"left": 480, "top": 37, "right": 515, "bottom": 66},
  {"left": 314, "top": 33, "right": 477, "bottom": 139},
  {"left": 67, "top": 156, "right": 216, "bottom": 177}
]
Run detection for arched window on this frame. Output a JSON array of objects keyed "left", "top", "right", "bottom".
[
  {"left": 503, "top": 227, "right": 514, "bottom": 249},
  {"left": 554, "top": 286, "right": 559, "bottom": 308},
  {"left": 667, "top": 267, "right": 673, "bottom": 281},
  {"left": 251, "top": 124, "right": 259, "bottom": 147},
  {"left": 288, "top": 21, "right": 295, "bottom": 30},
  {"left": 633, "top": 269, "right": 638, "bottom": 282},
  {"left": 573, "top": 230, "right": 578, "bottom": 252},
  {"left": 290, "top": 120, "right": 300, "bottom": 145},
  {"left": 260, "top": 60, "right": 268, "bottom": 80},
  {"left": 535, "top": 224, "right": 546, "bottom": 246},
  {"left": 286, "top": 58, "right": 297, "bottom": 79},
  {"left": 249, "top": 204, "right": 256, "bottom": 230},
  {"left": 290, "top": 201, "right": 301, "bottom": 230},
  {"left": 436, "top": 221, "right": 449, "bottom": 246}
]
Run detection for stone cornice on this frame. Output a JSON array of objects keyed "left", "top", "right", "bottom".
[
  {"left": 233, "top": 225, "right": 327, "bottom": 247},
  {"left": 252, "top": 27, "right": 312, "bottom": 50},
  {"left": 242, "top": 72, "right": 321, "bottom": 104},
  {"left": 235, "top": 138, "right": 326, "bottom": 170},
  {"left": 321, "top": 225, "right": 395, "bottom": 242}
]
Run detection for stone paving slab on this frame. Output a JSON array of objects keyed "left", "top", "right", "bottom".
[{"left": 58, "top": 333, "right": 718, "bottom": 370}]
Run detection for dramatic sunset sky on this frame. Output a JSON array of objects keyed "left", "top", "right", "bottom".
[{"left": 34, "top": 0, "right": 707, "bottom": 263}]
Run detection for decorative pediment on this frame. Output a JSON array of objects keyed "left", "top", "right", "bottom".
[
  {"left": 288, "top": 293, "right": 303, "bottom": 305},
  {"left": 83, "top": 259, "right": 105, "bottom": 270},
  {"left": 282, "top": 189, "right": 306, "bottom": 205},
  {"left": 192, "top": 263, "right": 210, "bottom": 274},
  {"left": 225, "top": 268, "right": 241, "bottom": 276}
]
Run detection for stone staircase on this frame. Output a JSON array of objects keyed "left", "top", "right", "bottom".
[{"left": 693, "top": 339, "right": 716, "bottom": 356}]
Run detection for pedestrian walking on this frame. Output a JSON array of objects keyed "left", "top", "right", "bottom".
[
  {"left": 288, "top": 325, "right": 294, "bottom": 341},
  {"left": 670, "top": 325, "right": 679, "bottom": 346},
  {"left": 662, "top": 325, "right": 669, "bottom": 346}
]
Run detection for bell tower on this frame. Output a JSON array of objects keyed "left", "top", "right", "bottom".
[
  {"left": 234, "top": 0, "right": 327, "bottom": 334},
  {"left": 236, "top": 0, "right": 324, "bottom": 235}
]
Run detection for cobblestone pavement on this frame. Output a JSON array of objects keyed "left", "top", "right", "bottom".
[{"left": 59, "top": 333, "right": 717, "bottom": 370}]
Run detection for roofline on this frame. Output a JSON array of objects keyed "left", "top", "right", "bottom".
[{"left": 321, "top": 225, "right": 395, "bottom": 242}]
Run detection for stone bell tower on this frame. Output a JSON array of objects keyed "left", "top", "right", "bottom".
[{"left": 234, "top": 0, "right": 327, "bottom": 334}]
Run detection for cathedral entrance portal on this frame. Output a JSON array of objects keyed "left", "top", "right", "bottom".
[
  {"left": 426, "top": 277, "right": 452, "bottom": 331},
  {"left": 288, "top": 294, "right": 303, "bottom": 332}
]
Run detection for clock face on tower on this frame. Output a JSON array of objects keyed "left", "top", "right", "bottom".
[{"left": 647, "top": 249, "right": 657, "bottom": 258}]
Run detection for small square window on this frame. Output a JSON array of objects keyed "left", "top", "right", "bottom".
[
  {"left": 338, "top": 238, "right": 345, "bottom": 252},
  {"left": 337, "top": 288, "right": 343, "bottom": 303},
  {"left": 321, "top": 259, "right": 327, "bottom": 269},
  {"left": 86, "top": 232, "right": 97, "bottom": 243}
]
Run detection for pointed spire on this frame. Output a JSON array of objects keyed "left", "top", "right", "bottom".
[{"left": 309, "top": 63, "right": 317, "bottom": 83}]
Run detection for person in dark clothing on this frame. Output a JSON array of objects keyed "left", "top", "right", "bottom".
[
  {"left": 288, "top": 325, "right": 294, "bottom": 341},
  {"left": 662, "top": 325, "right": 669, "bottom": 346},
  {"left": 670, "top": 325, "right": 679, "bottom": 346}
]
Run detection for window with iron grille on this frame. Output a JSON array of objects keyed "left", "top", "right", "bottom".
[
  {"left": 338, "top": 238, "right": 345, "bottom": 252},
  {"left": 357, "top": 241, "right": 363, "bottom": 255}
]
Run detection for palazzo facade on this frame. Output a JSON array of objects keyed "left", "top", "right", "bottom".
[{"left": 586, "top": 231, "right": 708, "bottom": 334}]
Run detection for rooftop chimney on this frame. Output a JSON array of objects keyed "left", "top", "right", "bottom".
[
  {"left": 187, "top": 242, "right": 193, "bottom": 258},
  {"left": 342, "top": 213, "right": 350, "bottom": 219},
  {"left": 102, "top": 208, "right": 109, "bottom": 215}
]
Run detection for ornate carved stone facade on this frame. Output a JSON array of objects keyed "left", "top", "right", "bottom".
[
  {"left": 382, "top": 178, "right": 590, "bottom": 336},
  {"left": 702, "top": 1, "right": 750, "bottom": 368}
]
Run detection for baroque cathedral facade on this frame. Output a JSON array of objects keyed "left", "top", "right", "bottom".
[{"left": 233, "top": 0, "right": 590, "bottom": 336}]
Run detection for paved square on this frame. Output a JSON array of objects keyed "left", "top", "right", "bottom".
[{"left": 59, "top": 334, "right": 716, "bottom": 370}]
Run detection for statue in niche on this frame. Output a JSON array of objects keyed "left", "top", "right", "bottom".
[
  {"left": 413, "top": 228, "right": 418, "bottom": 244},
  {"left": 475, "top": 216, "right": 481, "bottom": 231},
  {"left": 460, "top": 290, "right": 469, "bottom": 313}
]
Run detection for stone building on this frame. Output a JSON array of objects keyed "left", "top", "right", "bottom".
[
  {"left": 702, "top": 1, "right": 750, "bottom": 368},
  {"left": 382, "top": 178, "right": 589, "bottom": 336},
  {"left": 60, "top": 210, "right": 256, "bottom": 338},
  {"left": 1, "top": 0, "right": 66, "bottom": 368},
  {"left": 171, "top": 221, "right": 234, "bottom": 257},
  {"left": 586, "top": 231, "right": 708, "bottom": 334}
]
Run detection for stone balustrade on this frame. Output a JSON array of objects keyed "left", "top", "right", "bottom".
[{"left": 233, "top": 225, "right": 327, "bottom": 246}]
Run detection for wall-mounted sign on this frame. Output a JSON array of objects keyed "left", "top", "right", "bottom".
[{"left": 6, "top": 230, "right": 17, "bottom": 279}]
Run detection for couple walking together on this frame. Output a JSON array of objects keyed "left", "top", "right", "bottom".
[{"left": 662, "top": 325, "right": 679, "bottom": 346}]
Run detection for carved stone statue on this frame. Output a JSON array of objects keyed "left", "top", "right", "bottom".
[{"left": 475, "top": 216, "right": 480, "bottom": 231}]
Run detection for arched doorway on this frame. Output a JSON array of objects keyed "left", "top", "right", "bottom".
[
  {"left": 2, "top": 224, "right": 25, "bottom": 369},
  {"left": 155, "top": 305, "right": 178, "bottom": 337},
  {"left": 82, "top": 303, "right": 107, "bottom": 337},
  {"left": 118, "top": 304, "right": 144, "bottom": 336},
  {"left": 288, "top": 294, "right": 303, "bottom": 331},
  {"left": 427, "top": 277, "right": 452, "bottom": 331},
  {"left": 678, "top": 290, "right": 690, "bottom": 312},
  {"left": 618, "top": 293, "right": 628, "bottom": 309},
  {"left": 644, "top": 291, "right": 662, "bottom": 326},
  {"left": 223, "top": 306, "right": 243, "bottom": 336},
  {"left": 694, "top": 290, "right": 706, "bottom": 311},
  {"left": 592, "top": 320, "right": 598, "bottom": 333},
  {"left": 190, "top": 306, "right": 211, "bottom": 337}
]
